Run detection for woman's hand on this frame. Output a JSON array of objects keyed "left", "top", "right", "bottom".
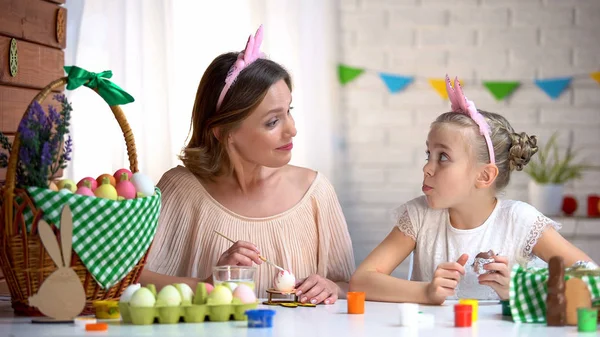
[
  {"left": 478, "top": 255, "right": 510, "bottom": 300},
  {"left": 426, "top": 254, "right": 468, "bottom": 305},
  {"left": 216, "top": 240, "right": 263, "bottom": 266},
  {"left": 295, "top": 274, "right": 339, "bottom": 305}
]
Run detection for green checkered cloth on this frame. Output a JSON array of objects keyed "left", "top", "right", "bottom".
[
  {"left": 509, "top": 264, "right": 600, "bottom": 323},
  {"left": 23, "top": 186, "right": 161, "bottom": 289}
]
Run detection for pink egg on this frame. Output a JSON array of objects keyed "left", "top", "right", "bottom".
[
  {"left": 116, "top": 178, "right": 137, "bottom": 200},
  {"left": 232, "top": 284, "right": 256, "bottom": 304},
  {"left": 75, "top": 186, "right": 95, "bottom": 197},
  {"left": 205, "top": 283, "right": 214, "bottom": 294},
  {"left": 77, "top": 177, "right": 98, "bottom": 191},
  {"left": 113, "top": 168, "right": 133, "bottom": 183}
]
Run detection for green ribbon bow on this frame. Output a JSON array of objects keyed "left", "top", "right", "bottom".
[{"left": 63, "top": 66, "right": 135, "bottom": 105}]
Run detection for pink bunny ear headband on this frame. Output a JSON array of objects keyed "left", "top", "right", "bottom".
[
  {"left": 445, "top": 75, "right": 496, "bottom": 164},
  {"left": 216, "top": 25, "right": 266, "bottom": 111}
]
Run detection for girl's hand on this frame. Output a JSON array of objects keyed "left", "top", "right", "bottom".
[
  {"left": 295, "top": 274, "right": 339, "bottom": 305},
  {"left": 426, "top": 254, "right": 468, "bottom": 305},
  {"left": 216, "top": 240, "right": 263, "bottom": 266},
  {"left": 478, "top": 255, "right": 510, "bottom": 300}
]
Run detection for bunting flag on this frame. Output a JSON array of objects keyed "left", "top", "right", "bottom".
[
  {"left": 534, "top": 77, "right": 572, "bottom": 99},
  {"left": 591, "top": 72, "right": 600, "bottom": 85},
  {"left": 483, "top": 81, "right": 520, "bottom": 101},
  {"left": 429, "top": 78, "right": 461, "bottom": 99},
  {"left": 429, "top": 78, "right": 448, "bottom": 99},
  {"left": 338, "top": 65, "right": 364, "bottom": 85},
  {"left": 336, "top": 63, "right": 599, "bottom": 101},
  {"left": 379, "top": 74, "right": 414, "bottom": 93}
]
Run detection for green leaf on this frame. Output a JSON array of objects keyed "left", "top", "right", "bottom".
[{"left": 524, "top": 131, "right": 588, "bottom": 184}]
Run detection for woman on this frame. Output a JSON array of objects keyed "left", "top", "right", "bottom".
[{"left": 140, "top": 26, "right": 355, "bottom": 305}]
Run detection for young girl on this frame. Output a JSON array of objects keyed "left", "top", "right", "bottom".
[{"left": 349, "top": 75, "right": 595, "bottom": 304}]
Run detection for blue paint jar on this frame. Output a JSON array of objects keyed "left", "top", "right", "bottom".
[{"left": 245, "top": 309, "right": 276, "bottom": 328}]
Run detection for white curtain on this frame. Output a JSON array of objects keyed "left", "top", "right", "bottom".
[
  {"left": 64, "top": 0, "right": 338, "bottom": 184},
  {"left": 249, "top": 0, "right": 339, "bottom": 181}
]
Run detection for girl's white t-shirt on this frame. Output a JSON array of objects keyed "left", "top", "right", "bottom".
[{"left": 394, "top": 196, "right": 561, "bottom": 300}]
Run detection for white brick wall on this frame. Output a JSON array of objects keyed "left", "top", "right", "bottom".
[{"left": 338, "top": 0, "right": 600, "bottom": 277}]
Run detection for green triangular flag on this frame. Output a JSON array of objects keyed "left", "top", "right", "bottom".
[
  {"left": 483, "top": 81, "right": 520, "bottom": 101},
  {"left": 338, "top": 64, "right": 364, "bottom": 85}
]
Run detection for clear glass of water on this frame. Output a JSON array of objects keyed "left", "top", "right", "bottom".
[{"left": 212, "top": 266, "right": 256, "bottom": 291}]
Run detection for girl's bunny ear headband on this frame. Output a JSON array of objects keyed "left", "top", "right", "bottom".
[
  {"left": 216, "top": 25, "right": 266, "bottom": 111},
  {"left": 445, "top": 75, "right": 496, "bottom": 164}
]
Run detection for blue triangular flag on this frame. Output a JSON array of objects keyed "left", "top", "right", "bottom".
[
  {"left": 379, "top": 73, "right": 414, "bottom": 93},
  {"left": 534, "top": 77, "right": 572, "bottom": 99}
]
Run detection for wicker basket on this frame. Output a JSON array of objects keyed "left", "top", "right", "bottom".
[{"left": 0, "top": 76, "right": 151, "bottom": 316}]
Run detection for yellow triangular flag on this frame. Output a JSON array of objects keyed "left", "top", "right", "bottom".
[
  {"left": 429, "top": 78, "right": 463, "bottom": 99},
  {"left": 591, "top": 72, "right": 600, "bottom": 85}
]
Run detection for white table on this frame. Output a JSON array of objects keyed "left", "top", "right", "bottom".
[{"left": 0, "top": 299, "right": 593, "bottom": 336}]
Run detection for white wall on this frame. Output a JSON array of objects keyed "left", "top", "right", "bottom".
[{"left": 337, "top": 0, "right": 600, "bottom": 277}]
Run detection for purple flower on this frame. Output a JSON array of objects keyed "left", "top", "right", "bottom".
[
  {"left": 41, "top": 142, "right": 52, "bottom": 168},
  {"left": 17, "top": 109, "right": 35, "bottom": 141},
  {"left": 48, "top": 105, "right": 60, "bottom": 127},
  {"left": 53, "top": 94, "right": 66, "bottom": 104},
  {"left": 63, "top": 136, "right": 73, "bottom": 162},
  {"left": 18, "top": 123, "right": 35, "bottom": 141},
  {"left": 19, "top": 147, "right": 31, "bottom": 165},
  {"left": 30, "top": 102, "right": 46, "bottom": 128},
  {"left": 10, "top": 94, "right": 74, "bottom": 189}
]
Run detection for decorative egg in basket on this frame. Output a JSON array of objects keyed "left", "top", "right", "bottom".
[{"left": 52, "top": 168, "right": 156, "bottom": 200}]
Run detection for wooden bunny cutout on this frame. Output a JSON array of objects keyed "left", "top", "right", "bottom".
[{"left": 28, "top": 205, "right": 86, "bottom": 320}]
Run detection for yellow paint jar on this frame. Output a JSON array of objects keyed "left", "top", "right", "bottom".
[
  {"left": 459, "top": 299, "right": 478, "bottom": 322},
  {"left": 93, "top": 300, "right": 121, "bottom": 319}
]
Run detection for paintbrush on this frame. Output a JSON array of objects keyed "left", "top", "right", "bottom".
[{"left": 213, "top": 230, "right": 286, "bottom": 272}]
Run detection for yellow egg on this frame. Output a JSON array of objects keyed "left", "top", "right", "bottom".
[
  {"left": 57, "top": 179, "right": 77, "bottom": 192},
  {"left": 94, "top": 177, "right": 118, "bottom": 200}
]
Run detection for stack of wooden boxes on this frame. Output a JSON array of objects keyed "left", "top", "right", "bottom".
[{"left": 0, "top": 0, "right": 67, "bottom": 297}]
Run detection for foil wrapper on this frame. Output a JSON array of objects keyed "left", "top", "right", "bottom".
[
  {"left": 472, "top": 257, "right": 495, "bottom": 275},
  {"left": 566, "top": 260, "right": 598, "bottom": 271},
  {"left": 564, "top": 260, "right": 600, "bottom": 278}
]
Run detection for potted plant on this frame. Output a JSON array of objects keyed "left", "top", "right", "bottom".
[{"left": 524, "top": 131, "right": 587, "bottom": 216}]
